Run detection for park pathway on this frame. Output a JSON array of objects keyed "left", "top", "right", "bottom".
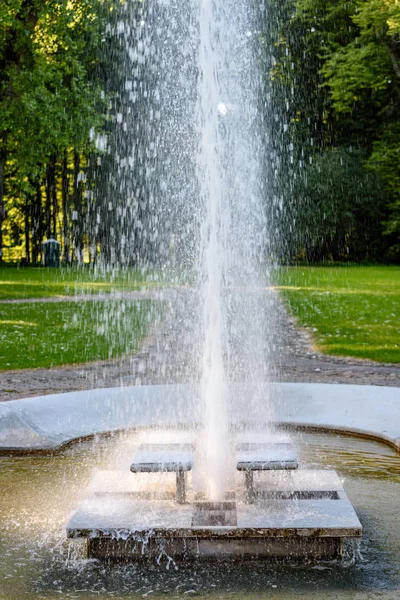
[
  {"left": 0, "top": 288, "right": 166, "bottom": 304},
  {"left": 0, "top": 288, "right": 399, "bottom": 401}
]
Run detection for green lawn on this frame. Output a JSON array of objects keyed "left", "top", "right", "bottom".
[
  {"left": 0, "top": 299, "right": 158, "bottom": 370},
  {"left": 0, "top": 265, "right": 158, "bottom": 300},
  {"left": 2, "top": 264, "right": 399, "bottom": 369},
  {"left": 273, "top": 266, "right": 400, "bottom": 363}
]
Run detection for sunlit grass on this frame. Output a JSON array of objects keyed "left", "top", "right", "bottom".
[
  {"left": 0, "top": 299, "right": 158, "bottom": 370},
  {"left": 0, "top": 266, "right": 160, "bottom": 300},
  {"left": 0, "top": 320, "right": 37, "bottom": 326},
  {"left": 273, "top": 266, "right": 400, "bottom": 363}
]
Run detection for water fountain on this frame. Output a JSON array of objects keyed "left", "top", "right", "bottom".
[
  {"left": 3, "top": 0, "right": 400, "bottom": 594},
  {"left": 66, "top": 426, "right": 362, "bottom": 561},
  {"left": 64, "top": 0, "right": 362, "bottom": 561}
]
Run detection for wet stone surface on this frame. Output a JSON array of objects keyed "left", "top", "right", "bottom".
[
  {"left": 0, "top": 288, "right": 399, "bottom": 402},
  {"left": 0, "top": 432, "right": 399, "bottom": 599},
  {"left": 67, "top": 469, "right": 361, "bottom": 533}
]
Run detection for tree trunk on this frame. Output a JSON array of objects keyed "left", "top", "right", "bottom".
[
  {"left": 45, "top": 155, "right": 57, "bottom": 238},
  {"left": 45, "top": 163, "right": 52, "bottom": 239},
  {"left": 51, "top": 154, "right": 57, "bottom": 240},
  {"left": 0, "top": 159, "right": 5, "bottom": 263},
  {"left": 31, "top": 179, "right": 43, "bottom": 264},
  {"left": 24, "top": 195, "right": 31, "bottom": 264},
  {"left": 62, "top": 151, "right": 69, "bottom": 263},
  {"left": 387, "top": 42, "right": 400, "bottom": 80},
  {"left": 72, "top": 152, "right": 82, "bottom": 263}
]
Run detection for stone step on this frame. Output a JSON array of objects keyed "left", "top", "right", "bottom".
[{"left": 67, "top": 469, "right": 362, "bottom": 562}]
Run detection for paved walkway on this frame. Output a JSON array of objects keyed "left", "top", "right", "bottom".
[{"left": 0, "top": 289, "right": 398, "bottom": 402}]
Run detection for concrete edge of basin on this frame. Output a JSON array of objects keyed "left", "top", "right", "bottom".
[
  {"left": 275, "top": 422, "right": 400, "bottom": 453},
  {"left": 1, "top": 422, "right": 399, "bottom": 457},
  {"left": 0, "top": 382, "right": 399, "bottom": 455}
]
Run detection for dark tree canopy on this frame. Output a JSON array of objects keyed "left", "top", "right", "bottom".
[
  {"left": 267, "top": 0, "right": 400, "bottom": 262},
  {"left": 0, "top": 0, "right": 399, "bottom": 264}
]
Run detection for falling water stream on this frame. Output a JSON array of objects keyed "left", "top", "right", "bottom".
[
  {"left": 195, "top": 0, "right": 269, "bottom": 499},
  {"left": 197, "top": 0, "right": 233, "bottom": 500},
  {"left": 93, "top": 0, "right": 273, "bottom": 500}
]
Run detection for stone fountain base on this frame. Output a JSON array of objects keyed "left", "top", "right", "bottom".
[{"left": 67, "top": 469, "right": 361, "bottom": 562}]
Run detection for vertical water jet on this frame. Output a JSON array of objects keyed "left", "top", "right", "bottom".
[
  {"left": 196, "top": 0, "right": 231, "bottom": 501},
  {"left": 195, "top": 0, "right": 270, "bottom": 499}
]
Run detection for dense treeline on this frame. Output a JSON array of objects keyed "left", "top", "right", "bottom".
[
  {"left": 0, "top": 0, "right": 114, "bottom": 263},
  {"left": 267, "top": 0, "right": 400, "bottom": 262},
  {"left": 1, "top": 0, "right": 400, "bottom": 264},
  {"left": 0, "top": 0, "right": 158, "bottom": 266}
]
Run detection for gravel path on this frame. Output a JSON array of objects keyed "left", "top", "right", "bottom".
[
  {"left": 273, "top": 293, "right": 400, "bottom": 387},
  {"left": 0, "top": 289, "right": 398, "bottom": 401},
  {"left": 0, "top": 289, "right": 168, "bottom": 304}
]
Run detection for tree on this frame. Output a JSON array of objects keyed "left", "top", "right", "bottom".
[
  {"left": 0, "top": 0, "right": 109, "bottom": 262},
  {"left": 292, "top": 0, "right": 400, "bottom": 259},
  {"left": 290, "top": 149, "right": 391, "bottom": 261}
]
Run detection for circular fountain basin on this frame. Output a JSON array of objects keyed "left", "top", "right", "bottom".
[
  {"left": 0, "top": 431, "right": 400, "bottom": 599},
  {"left": 0, "top": 382, "right": 399, "bottom": 452},
  {"left": 1, "top": 383, "right": 399, "bottom": 596}
]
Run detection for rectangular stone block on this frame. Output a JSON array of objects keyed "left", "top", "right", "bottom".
[
  {"left": 86, "top": 535, "right": 342, "bottom": 562},
  {"left": 67, "top": 469, "right": 361, "bottom": 562}
]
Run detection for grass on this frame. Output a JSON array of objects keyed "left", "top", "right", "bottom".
[
  {"left": 0, "top": 265, "right": 165, "bottom": 370},
  {"left": 0, "top": 299, "right": 158, "bottom": 370},
  {"left": 2, "top": 264, "right": 399, "bottom": 369},
  {"left": 0, "top": 265, "right": 159, "bottom": 300},
  {"left": 273, "top": 266, "right": 400, "bottom": 364}
]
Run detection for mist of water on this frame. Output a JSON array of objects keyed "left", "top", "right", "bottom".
[
  {"left": 90, "top": 0, "right": 274, "bottom": 500},
  {"left": 195, "top": 0, "right": 270, "bottom": 499}
]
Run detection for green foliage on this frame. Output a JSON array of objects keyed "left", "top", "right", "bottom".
[
  {"left": 274, "top": 266, "right": 400, "bottom": 362},
  {"left": 270, "top": 0, "right": 400, "bottom": 260},
  {"left": 293, "top": 0, "right": 400, "bottom": 258},
  {"left": 322, "top": 42, "right": 392, "bottom": 110},
  {"left": 0, "top": 0, "right": 113, "bottom": 261},
  {"left": 291, "top": 149, "right": 390, "bottom": 261},
  {"left": 2, "top": 0, "right": 400, "bottom": 264},
  {"left": 367, "top": 123, "right": 400, "bottom": 255},
  {"left": 319, "top": 0, "right": 400, "bottom": 114},
  {"left": 1, "top": 0, "right": 106, "bottom": 156}
]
